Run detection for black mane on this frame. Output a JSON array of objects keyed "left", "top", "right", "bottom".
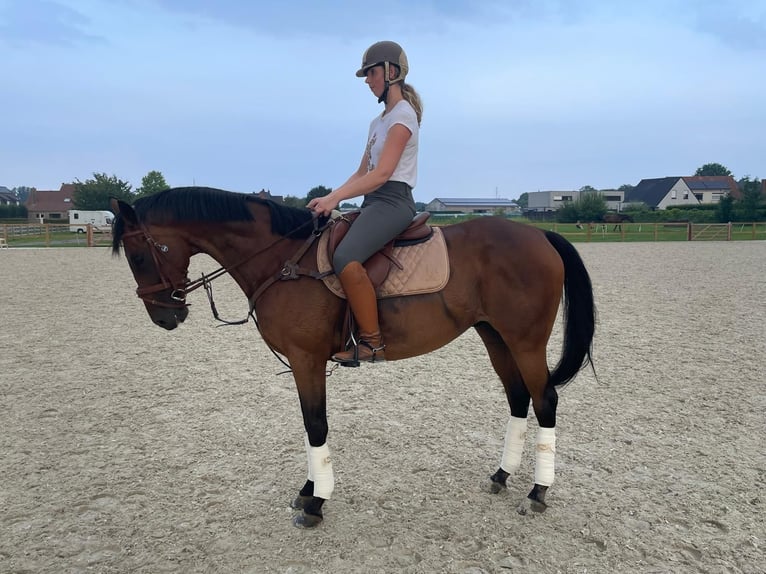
[{"left": 112, "top": 187, "right": 318, "bottom": 254}]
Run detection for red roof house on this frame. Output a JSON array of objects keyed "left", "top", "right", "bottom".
[{"left": 25, "top": 184, "right": 76, "bottom": 222}]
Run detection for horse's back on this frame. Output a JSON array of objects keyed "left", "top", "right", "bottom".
[
  {"left": 439, "top": 217, "right": 565, "bottom": 310},
  {"left": 380, "top": 217, "right": 565, "bottom": 359},
  {"left": 441, "top": 217, "right": 562, "bottom": 272}
]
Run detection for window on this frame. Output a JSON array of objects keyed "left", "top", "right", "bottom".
[
  {"left": 671, "top": 190, "right": 677, "bottom": 200},
  {"left": 683, "top": 193, "right": 689, "bottom": 200}
]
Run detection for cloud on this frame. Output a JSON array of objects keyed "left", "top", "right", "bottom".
[
  {"left": 692, "top": 3, "right": 766, "bottom": 51},
  {"left": 129, "top": 0, "right": 519, "bottom": 37},
  {"left": 0, "top": 0, "right": 105, "bottom": 46}
]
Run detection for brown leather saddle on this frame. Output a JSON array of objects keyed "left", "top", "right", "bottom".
[{"left": 326, "top": 211, "right": 433, "bottom": 288}]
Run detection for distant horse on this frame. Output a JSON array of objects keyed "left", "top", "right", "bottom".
[
  {"left": 602, "top": 212, "right": 634, "bottom": 232},
  {"left": 111, "top": 187, "right": 595, "bottom": 528}
]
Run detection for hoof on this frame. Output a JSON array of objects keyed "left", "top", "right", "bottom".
[
  {"left": 292, "top": 511, "right": 323, "bottom": 528},
  {"left": 488, "top": 481, "right": 506, "bottom": 494},
  {"left": 291, "top": 495, "right": 312, "bottom": 510},
  {"left": 516, "top": 496, "right": 548, "bottom": 515},
  {"left": 488, "top": 468, "right": 510, "bottom": 494}
]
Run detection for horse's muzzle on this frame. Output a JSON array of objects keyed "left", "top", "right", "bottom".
[{"left": 148, "top": 305, "right": 188, "bottom": 330}]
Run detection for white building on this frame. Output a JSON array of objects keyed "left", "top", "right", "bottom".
[
  {"left": 526, "top": 190, "right": 625, "bottom": 213},
  {"left": 425, "top": 198, "right": 520, "bottom": 215}
]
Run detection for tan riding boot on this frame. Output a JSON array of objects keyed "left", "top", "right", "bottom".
[{"left": 332, "top": 261, "right": 386, "bottom": 366}]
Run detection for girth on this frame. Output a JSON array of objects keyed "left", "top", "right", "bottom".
[{"left": 326, "top": 211, "right": 432, "bottom": 288}]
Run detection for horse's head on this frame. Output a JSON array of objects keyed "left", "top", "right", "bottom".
[{"left": 111, "top": 198, "right": 191, "bottom": 330}]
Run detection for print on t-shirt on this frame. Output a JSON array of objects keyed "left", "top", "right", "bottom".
[{"left": 365, "top": 132, "right": 377, "bottom": 172}]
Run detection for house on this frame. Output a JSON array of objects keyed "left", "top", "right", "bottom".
[
  {"left": 526, "top": 190, "right": 625, "bottom": 213},
  {"left": 0, "top": 186, "right": 20, "bottom": 206},
  {"left": 25, "top": 183, "right": 77, "bottom": 222},
  {"left": 256, "top": 189, "right": 285, "bottom": 204},
  {"left": 424, "top": 197, "right": 520, "bottom": 215},
  {"left": 625, "top": 176, "right": 737, "bottom": 210}
]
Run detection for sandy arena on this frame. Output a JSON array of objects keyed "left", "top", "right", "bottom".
[{"left": 1, "top": 241, "right": 764, "bottom": 573}]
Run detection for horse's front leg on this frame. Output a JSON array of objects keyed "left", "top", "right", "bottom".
[{"left": 289, "top": 355, "right": 333, "bottom": 528}]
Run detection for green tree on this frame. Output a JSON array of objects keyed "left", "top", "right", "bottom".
[
  {"left": 306, "top": 185, "right": 332, "bottom": 202},
  {"left": 74, "top": 173, "right": 133, "bottom": 210},
  {"left": 716, "top": 194, "right": 734, "bottom": 223},
  {"left": 0, "top": 204, "right": 27, "bottom": 218},
  {"left": 618, "top": 184, "right": 634, "bottom": 193},
  {"left": 557, "top": 192, "right": 607, "bottom": 223},
  {"left": 556, "top": 201, "right": 580, "bottom": 223},
  {"left": 514, "top": 192, "right": 528, "bottom": 209},
  {"left": 695, "top": 163, "right": 732, "bottom": 177},
  {"left": 579, "top": 185, "right": 597, "bottom": 193},
  {"left": 135, "top": 170, "right": 169, "bottom": 199},
  {"left": 12, "top": 186, "right": 33, "bottom": 202},
  {"left": 577, "top": 191, "right": 608, "bottom": 222},
  {"left": 283, "top": 195, "right": 307, "bottom": 208},
  {"left": 737, "top": 176, "right": 763, "bottom": 221}
]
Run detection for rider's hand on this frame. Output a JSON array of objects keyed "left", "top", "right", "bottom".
[{"left": 307, "top": 194, "right": 337, "bottom": 217}]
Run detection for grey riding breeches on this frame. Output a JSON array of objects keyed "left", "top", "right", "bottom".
[{"left": 332, "top": 181, "right": 416, "bottom": 272}]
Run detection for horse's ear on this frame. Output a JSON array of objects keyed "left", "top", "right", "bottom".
[{"left": 111, "top": 197, "right": 137, "bottom": 224}]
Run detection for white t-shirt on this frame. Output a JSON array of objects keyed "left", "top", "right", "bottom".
[{"left": 365, "top": 99, "right": 419, "bottom": 188}]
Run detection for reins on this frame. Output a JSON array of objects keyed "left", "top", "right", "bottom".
[
  {"left": 123, "top": 212, "right": 336, "bottom": 375},
  {"left": 186, "top": 215, "right": 328, "bottom": 298}
]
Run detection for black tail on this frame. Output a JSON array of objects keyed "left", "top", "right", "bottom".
[{"left": 545, "top": 231, "right": 596, "bottom": 386}]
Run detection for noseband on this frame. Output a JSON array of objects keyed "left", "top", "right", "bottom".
[{"left": 121, "top": 226, "right": 192, "bottom": 310}]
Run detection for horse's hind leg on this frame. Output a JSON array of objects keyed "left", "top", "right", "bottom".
[
  {"left": 475, "top": 324, "right": 532, "bottom": 493},
  {"left": 514, "top": 348, "right": 559, "bottom": 515}
]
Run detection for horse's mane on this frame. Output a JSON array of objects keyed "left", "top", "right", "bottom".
[{"left": 112, "top": 187, "right": 317, "bottom": 254}]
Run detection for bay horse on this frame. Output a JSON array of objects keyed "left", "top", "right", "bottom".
[
  {"left": 111, "top": 187, "right": 595, "bottom": 528},
  {"left": 602, "top": 212, "right": 634, "bottom": 232}
]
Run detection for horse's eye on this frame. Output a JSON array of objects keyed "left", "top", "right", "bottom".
[{"left": 130, "top": 254, "right": 145, "bottom": 267}]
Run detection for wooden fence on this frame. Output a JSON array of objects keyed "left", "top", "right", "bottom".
[
  {"left": 1, "top": 221, "right": 765, "bottom": 248},
  {"left": 529, "top": 221, "right": 766, "bottom": 242},
  {"left": 0, "top": 223, "right": 113, "bottom": 248}
]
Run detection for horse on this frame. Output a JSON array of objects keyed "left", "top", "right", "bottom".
[
  {"left": 111, "top": 187, "right": 596, "bottom": 528},
  {"left": 602, "top": 212, "right": 634, "bottom": 232}
]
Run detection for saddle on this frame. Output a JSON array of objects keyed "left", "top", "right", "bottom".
[{"left": 326, "top": 211, "right": 433, "bottom": 288}]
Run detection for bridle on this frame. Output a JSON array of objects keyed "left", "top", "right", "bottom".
[
  {"left": 121, "top": 214, "right": 338, "bottom": 375},
  {"left": 121, "top": 215, "right": 330, "bottom": 313},
  {"left": 121, "top": 225, "right": 193, "bottom": 310}
]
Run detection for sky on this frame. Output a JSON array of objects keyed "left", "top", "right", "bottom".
[{"left": 1, "top": 0, "right": 764, "bottom": 204}]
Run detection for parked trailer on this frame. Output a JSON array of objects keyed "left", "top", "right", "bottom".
[{"left": 69, "top": 210, "right": 114, "bottom": 233}]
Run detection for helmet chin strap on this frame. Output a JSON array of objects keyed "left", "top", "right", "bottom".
[{"left": 378, "top": 62, "right": 391, "bottom": 104}]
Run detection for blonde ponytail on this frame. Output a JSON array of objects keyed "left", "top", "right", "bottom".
[{"left": 401, "top": 82, "right": 423, "bottom": 126}]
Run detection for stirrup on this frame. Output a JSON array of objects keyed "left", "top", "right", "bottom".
[{"left": 332, "top": 340, "right": 385, "bottom": 368}]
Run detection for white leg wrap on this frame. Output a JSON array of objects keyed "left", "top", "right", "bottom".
[
  {"left": 500, "top": 416, "right": 528, "bottom": 473},
  {"left": 534, "top": 426, "right": 556, "bottom": 487},
  {"left": 304, "top": 433, "right": 314, "bottom": 481},
  {"left": 308, "top": 443, "right": 334, "bottom": 499}
]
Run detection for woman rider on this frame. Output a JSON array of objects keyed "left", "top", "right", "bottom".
[{"left": 308, "top": 40, "right": 423, "bottom": 365}]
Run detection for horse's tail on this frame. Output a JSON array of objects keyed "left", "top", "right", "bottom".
[{"left": 544, "top": 231, "right": 596, "bottom": 386}]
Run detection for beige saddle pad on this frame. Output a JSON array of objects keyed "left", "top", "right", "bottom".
[{"left": 317, "top": 227, "right": 450, "bottom": 299}]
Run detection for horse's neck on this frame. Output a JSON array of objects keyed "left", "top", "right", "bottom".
[{"left": 196, "top": 225, "right": 299, "bottom": 298}]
